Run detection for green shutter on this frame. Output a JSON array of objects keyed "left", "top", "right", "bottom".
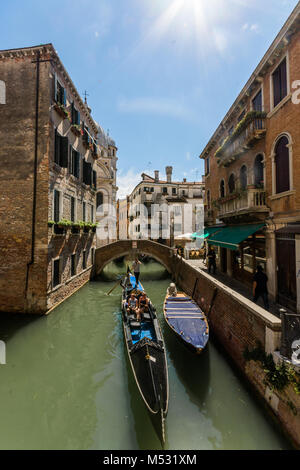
[{"left": 60, "top": 136, "right": 69, "bottom": 168}]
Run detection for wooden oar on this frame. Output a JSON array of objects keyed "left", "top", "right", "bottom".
[{"left": 106, "top": 277, "right": 122, "bottom": 296}]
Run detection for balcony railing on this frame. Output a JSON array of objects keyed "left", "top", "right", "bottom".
[
  {"left": 217, "top": 188, "right": 268, "bottom": 219},
  {"left": 216, "top": 112, "right": 267, "bottom": 167}
]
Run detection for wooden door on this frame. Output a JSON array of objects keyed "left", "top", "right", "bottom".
[{"left": 276, "top": 235, "right": 296, "bottom": 311}]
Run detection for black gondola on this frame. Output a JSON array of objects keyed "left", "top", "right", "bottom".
[{"left": 121, "top": 273, "right": 169, "bottom": 444}]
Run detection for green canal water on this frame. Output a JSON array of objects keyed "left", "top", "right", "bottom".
[{"left": 0, "top": 260, "right": 292, "bottom": 450}]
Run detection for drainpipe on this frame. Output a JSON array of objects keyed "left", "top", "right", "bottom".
[{"left": 25, "top": 51, "right": 40, "bottom": 298}]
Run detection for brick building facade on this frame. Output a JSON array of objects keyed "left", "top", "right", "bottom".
[
  {"left": 200, "top": 5, "right": 300, "bottom": 312},
  {"left": 0, "top": 44, "right": 100, "bottom": 314}
]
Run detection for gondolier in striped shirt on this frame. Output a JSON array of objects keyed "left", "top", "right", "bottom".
[{"left": 132, "top": 258, "right": 142, "bottom": 287}]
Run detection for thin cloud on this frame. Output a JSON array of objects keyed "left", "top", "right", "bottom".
[
  {"left": 117, "top": 168, "right": 141, "bottom": 199},
  {"left": 117, "top": 96, "right": 198, "bottom": 123}
]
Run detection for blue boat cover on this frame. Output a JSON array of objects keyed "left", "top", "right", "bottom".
[
  {"left": 165, "top": 297, "right": 208, "bottom": 349},
  {"left": 128, "top": 274, "right": 143, "bottom": 292}
]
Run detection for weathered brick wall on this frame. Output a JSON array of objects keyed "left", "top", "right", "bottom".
[
  {"left": 47, "top": 229, "right": 95, "bottom": 309},
  {"left": 0, "top": 51, "right": 51, "bottom": 313}
]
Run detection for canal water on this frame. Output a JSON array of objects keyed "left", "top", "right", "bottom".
[{"left": 0, "top": 260, "right": 291, "bottom": 450}]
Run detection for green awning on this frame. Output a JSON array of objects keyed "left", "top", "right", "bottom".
[
  {"left": 207, "top": 223, "right": 265, "bottom": 250},
  {"left": 192, "top": 227, "right": 224, "bottom": 239}
]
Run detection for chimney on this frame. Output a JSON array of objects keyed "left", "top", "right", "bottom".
[
  {"left": 183, "top": 178, "right": 187, "bottom": 183},
  {"left": 166, "top": 166, "right": 173, "bottom": 183},
  {"left": 154, "top": 170, "right": 159, "bottom": 183}
]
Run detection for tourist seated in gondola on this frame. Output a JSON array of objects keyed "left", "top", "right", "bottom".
[
  {"left": 126, "top": 292, "right": 139, "bottom": 318},
  {"left": 137, "top": 292, "right": 149, "bottom": 321}
]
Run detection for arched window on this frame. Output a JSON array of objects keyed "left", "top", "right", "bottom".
[
  {"left": 228, "top": 174, "right": 235, "bottom": 194},
  {"left": 96, "top": 192, "right": 104, "bottom": 210},
  {"left": 0, "top": 80, "right": 6, "bottom": 104},
  {"left": 220, "top": 180, "right": 225, "bottom": 198},
  {"left": 240, "top": 165, "right": 247, "bottom": 190},
  {"left": 254, "top": 154, "right": 264, "bottom": 187},
  {"left": 275, "top": 136, "right": 290, "bottom": 194}
]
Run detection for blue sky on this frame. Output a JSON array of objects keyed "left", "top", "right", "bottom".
[{"left": 1, "top": 0, "right": 298, "bottom": 197}]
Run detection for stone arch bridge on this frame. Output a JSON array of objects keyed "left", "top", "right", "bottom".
[{"left": 94, "top": 240, "right": 176, "bottom": 276}]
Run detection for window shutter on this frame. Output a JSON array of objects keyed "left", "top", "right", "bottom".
[
  {"left": 63, "top": 88, "right": 67, "bottom": 107},
  {"left": 69, "top": 145, "right": 73, "bottom": 173},
  {"left": 53, "top": 72, "right": 57, "bottom": 102},
  {"left": 76, "top": 153, "right": 80, "bottom": 179},
  {"left": 71, "top": 102, "right": 75, "bottom": 124},
  {"left": 93, "top": 170, "right": 97, "bottom": 189},
  {"left": 87, "top": 162, "right": 92, "bottom": 186},
  {"left": 280, "top": 58, "right": 287, "bottom": 101},
  {"left": 83, "top": 160, "right": 88, "bottom": 185},
  {"left": 60, "top": 136, "right": 69, "bottom": 168},
  {"left": 54, "top": 129, "right": 60, "bottom": 164},
  {"left": 77, "top": 111, "right": 81, "bottom": 126},
  {"left": 54, "top": 190, "right": 60, "bottom": 222}
]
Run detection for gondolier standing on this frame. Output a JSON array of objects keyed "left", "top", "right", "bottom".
[{"left": 132, "top": 258, "right": 142, "bottom": 287}]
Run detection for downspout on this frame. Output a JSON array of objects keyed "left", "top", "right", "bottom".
[{"left": 25, "top": 50, "right": 40, "bottom": 298}]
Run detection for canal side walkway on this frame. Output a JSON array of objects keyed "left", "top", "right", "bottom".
[{"left": 186, "top": 259, "right": 293, "bottom": 319}]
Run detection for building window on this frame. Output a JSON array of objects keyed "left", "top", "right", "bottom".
[
  {"left": 252, "top": 90, "right": 262, "bottom": 111},
  {"left": 97, "top": 192, "right": 104, "bottom": 211},
  {"left": 71, "top": 102, "right": 80, "bottom": 125},
  {"left": 83, "top": 202, "right": 86, "bottom": 222},
  {"left": 238, "top": 109, "right": 246, "bottom": 122},
  {"left": 205, "top": 157, "right": 210, "bottom": 176},
  {"left": 172, "top": 188, "right": 177, "bottom": 195},
  {"left": 82, "top": 160, "right": 92, "bottom": 186},
  {"left": 71, "top": 149, "right": 80, "bottom": 179},
  {"left": 220, "top": 180, "right": 225, "bottom": 198},
  {"left": 275, "top": 136, "right": 290, "bottom": 194},
  {"left": 228, "top": 174, "right": 235, "bottom": 194},
  {"left": 0, "top": 80, "right": 6, "bottom": 104},
  {"left": 55, "top": 80, "right": 66, "bottom": 106},
  {"left": 70, "top": 196, "right": 75, "bottom": 222},
  {"left": 71, "top": 254, "right": 76, "bottom": 277},
  {"left": 272, "top": 58, "right": 287, "bottom": 108},
  {"left": 228, "top": 126, "right": 234, "bottom": 136},
  {"left": 254, "top": 154, "right": 264, "bottom": 188},
  {"left": 54, "top": 130, "right": 69, "bottom": 168},
  {"left": 240, "top": 165, "right": 247, "bottom": 190},
  {"left": 53, "top": 259, "right": 61, "bottom": 288},
  {"left": 91, "top": 205, "right": 94, "bottom": 223},
  {"left": 82, "top": 251, "right": 87, "bottom": 270},
  {"left": 163, "top": 187, "right": 168, "bottom": 194},
  {"left": 54, "top": 190, "right": 60, "bottom": 222}
]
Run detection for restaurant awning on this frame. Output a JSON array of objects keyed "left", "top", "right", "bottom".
[
  {"left": 192, "top": 226, "right": 224, "bottom": 239},
  {"left": 207, "top": 223, "right": 265, "bottom": 251}
]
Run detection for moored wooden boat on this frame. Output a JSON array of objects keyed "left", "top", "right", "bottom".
[
  {"left": 121, "top": 273, "right": 169, "bottom": 444},
  {"left": 164, "top": 292, "right": 209, "bottom": 354}
]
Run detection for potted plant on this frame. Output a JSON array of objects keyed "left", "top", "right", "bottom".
[
  {"left": 54, "top": 102, "right": 69, "bottom": 119},
  {"left": 70, "top": 124, "right": 81, "bottom": 137},
  {"left": 71, "top": 222, "right": 81, "bottom": 234},
  {"left": 57, "top": 219, "right": 73, "bottom": 230}
]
